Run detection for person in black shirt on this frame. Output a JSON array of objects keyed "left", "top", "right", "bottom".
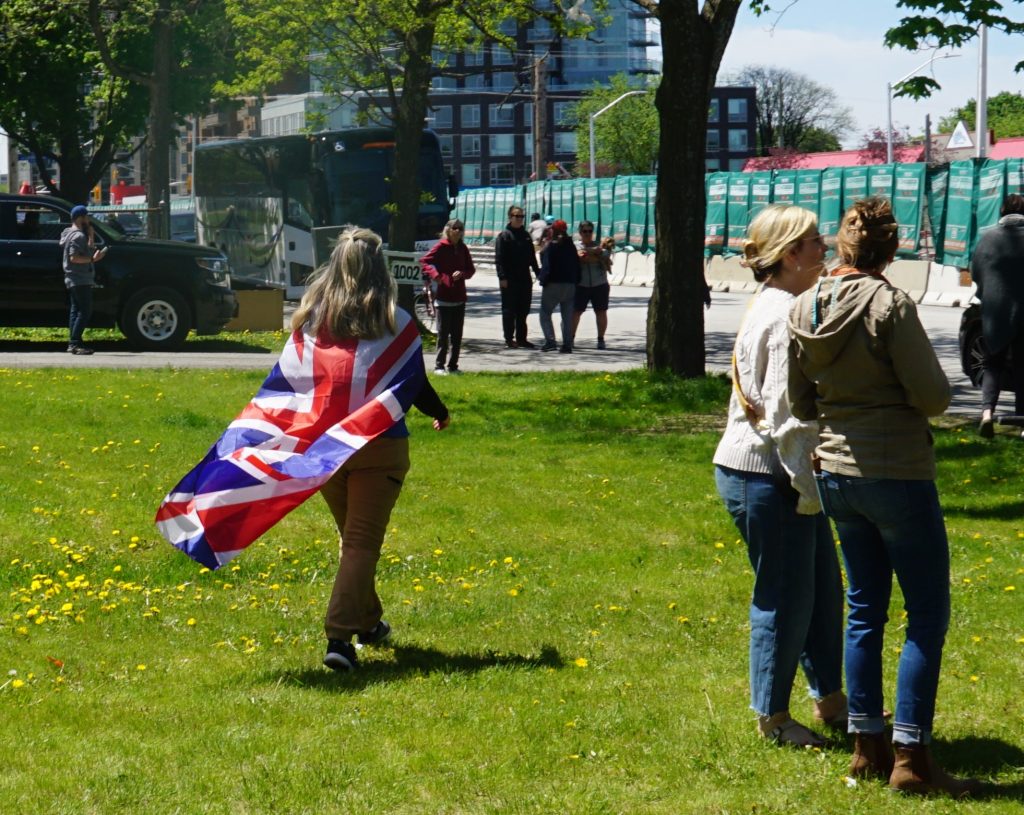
[{"left": 494, "top": 205, "right": 539, "bottom": 348}]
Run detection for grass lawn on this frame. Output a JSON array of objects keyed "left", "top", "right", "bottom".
[{"left": 0, "top": 367, "right": 1022, "bottom": 814}]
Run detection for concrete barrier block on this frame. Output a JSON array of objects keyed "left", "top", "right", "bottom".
[
  {"left": 886, "top": 259, "right": 929, "bottom": 295},
  {"left": 711, "top": 280, "right": 731, "bottom": 292},
  {"left": 907, "top": 290, "right": 925, "bottom": 303},
  {"left": 610, "top": 252, "right": 629, "bottom": 285},
  {"left": 707, "top": 254, "right": 750, "bottom": 284},
  {"left": 920, "top": 291, "right": 944, "bottom": 305}
]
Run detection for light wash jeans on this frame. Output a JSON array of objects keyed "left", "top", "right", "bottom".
[
  {"left": 816, "top": 472, "right": 951, "bottom": 745},
  {"left": 715, "top": 465, "right": 844, "bottom": 716},
  {"left": 539, "top": 282, "right": 575, "bottom": 348}
]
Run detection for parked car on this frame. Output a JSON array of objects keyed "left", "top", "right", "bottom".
[
  {"left": 959, "top": 302, "right": 1015, "bottom": 391},
  {"left": 0, "top": 194, "right": 237, "bottom": 349}
]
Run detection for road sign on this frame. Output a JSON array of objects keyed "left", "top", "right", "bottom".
[{"left": 384, "top": 251, "right": 425, "bottom": 285}]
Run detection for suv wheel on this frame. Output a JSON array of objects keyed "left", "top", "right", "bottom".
[{"left": 120, "top": 287, "right": 192, "bottom": 350}]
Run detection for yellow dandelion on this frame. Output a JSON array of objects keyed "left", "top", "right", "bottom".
[
  {"left": 11, "top": 679, "right": 25, "bottom": 689},
  {"left": 574, "top": 657, "right": 589, "bottom": 668},
  {"left": 1005, "top": 586, "right": 1016, "bottom": 592},
  {"left": 186, "top": 618, "right": 196, "bottom": 627},
  {"left": 136, "top": 664, "right": 147, "bottom": 671}
]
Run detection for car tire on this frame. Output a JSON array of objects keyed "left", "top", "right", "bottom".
[{"left": 120, "top": 287, "right": 192, "bottom": 350}]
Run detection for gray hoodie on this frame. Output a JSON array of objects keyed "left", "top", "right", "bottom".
[
  {"left": 60, "top": 225, "right": 95, "bottom": 288},
  {"left": 788, "top": 273, "right": 950, "bottom": 480}
]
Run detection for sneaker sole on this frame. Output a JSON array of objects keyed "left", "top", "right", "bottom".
[
  {"left": 358, "top": 628, "right": 391, "bottom": 646},
  {"left": 323, "top": 652, "right": 356, "bottom": 672}
]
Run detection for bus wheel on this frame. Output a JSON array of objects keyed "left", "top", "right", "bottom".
[{"left": 120, "top": 287, "right": 192, "bottom": 350}]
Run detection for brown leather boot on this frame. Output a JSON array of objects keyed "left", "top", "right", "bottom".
[
  {"left": 848, "top": 733, "right": 894, "bottom": 780},
  {"left": 889, "top": 744, "right": 982, "bottom": 798}
]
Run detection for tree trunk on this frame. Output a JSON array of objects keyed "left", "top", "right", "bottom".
[
  {"left": 646, "top": 2, "right": 740, "bottom": 377},
  {"left": 146, "top": 0, "right": 174, "bottom": 239},
  {"left": 389, "top": 16, "right": 436, "bottom": 253},
  {"left": 389, "top": 13, "right": 436, "bottom": 315}
]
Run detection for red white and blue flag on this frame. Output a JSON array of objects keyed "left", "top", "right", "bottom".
[{"left": 155, "top": 309, "right": 424, "bottom": 570}]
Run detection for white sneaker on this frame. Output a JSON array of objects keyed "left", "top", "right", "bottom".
[{"left": 433, "top": 368, "right": 447, "bottom": 376}]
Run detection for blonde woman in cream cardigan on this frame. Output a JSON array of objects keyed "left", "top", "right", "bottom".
[{"left": 713, "top": 204, "right": 845, "bottom": 747}]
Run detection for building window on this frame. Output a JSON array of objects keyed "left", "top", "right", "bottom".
[
  {"left": 462, "top": 135, "right": 481, "bottom": 157},
  {"left": 491, "top": 46, "right": 513, "bottom": 65},
  {"left": 708, "top": 99, "right": 719, "bottom": 123},
  {"left": 491, "top": 72, "right": 515, "bottom": 90},
  {"left": 552, "top": 101, "right": 575, "bottom": 126},
  {"left": 530, "top": 19, "right": 553, "bottom": 41},
  {"left": 462, "top": 163, "right": 480, "bottom": 186},
  {"left": 489, "top": 104, "right": 515, "bottom": 127},
  {"left": 727, "top": 98, "right": 748, "bottom": 123},
  {"left": 554, "top": 131, "right": 577, "bottom": 154},
  {"left": 706, "top": 158, "right": 720, "bottom": 171},
  {"left": 490, "top": 162, "right": 516, "bottom": 185},
  {"left": 729, "top": 158, "right": 749, "bottom": 171},
  {"left": 706, "top": 129, "right": 721, "bottom": 151},
  {"left": 489, "top": 134, "right": 515, "bottom": 156},
  {"left": 437, "top": 135, "right": 453, "bottom": 157},
  {"left": 429, "top": 105, "right": 452, "bottom": 129},
  {"left": 431, "top": 75, "right": 456, "bottom": 90},
  {"left": 464, "top": 49, "right": 484, "bottom": 67},
  {"left": 465, "top": 73, "right": 486, "bottom": 89},
  {"left": 461, "top": 105, "right": 480, "bottom": 128},
  {"left": 728, "top": 128, "right": 748, "bottom": 151}
]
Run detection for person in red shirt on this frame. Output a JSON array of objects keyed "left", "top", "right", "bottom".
[{"left": 419, "top": 219, "right": 476, "bottom": 374}]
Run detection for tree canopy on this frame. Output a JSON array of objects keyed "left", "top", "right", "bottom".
[
  {"left": 227, "top": 0, "right": 594, "bottom": 252},
  {"left": 727, "top": 65, "right": 854, "bottom": 155},
  {"left": 0, "top": 0, "right": 148, "bottom": 202},
  {"left": 939, "top": 91, "right": 1024, "bottom": 138},
  {"left": 885, "top": 2, "right": 1024, "bottom": 98},
  {"left": 571, "top": 73, "right": 658, "bottom": 176}
]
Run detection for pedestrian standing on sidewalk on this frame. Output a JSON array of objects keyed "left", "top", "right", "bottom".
[
  {"left": 494, "top": 205, "right": 539, "bottom": 349},
  {"left": 60, "top": 204, "right": 107, "bottom": 355},
  {"left": 528, "top": 212, "right": 548, "bottom": 247},
  {"left": 790, "top": 197, "right": 979, "bottom": 797},
  {"left": 572, "top": 220, "right": 611, "bottom": 350},
  {"left": 713, "top": 204, "right": 846, "bottom": 749},
  {"left": 420, "top": 218, "right": 475, "bottom": 375},
  {"left": 538, "top": 219, "right": 580, "bottom": 353},
  {"left": 971, "top": 193, "right": 1024, "bottom": 436}
]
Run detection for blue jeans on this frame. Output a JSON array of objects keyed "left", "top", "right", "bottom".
[
  {"left": 539, "top": 282, "right": 575, "bottom": 348},
  {"left": 816, "top": 473, "right": 951, "bottom": 746},
  {"left": 68, "top": 284, "right": 93, "bottom": 346},
  {"left": 715, "top": 466, "right": 844, "bottom": 716}
]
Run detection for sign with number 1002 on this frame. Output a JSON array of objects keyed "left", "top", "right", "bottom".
[{"left": 385, "top": 251, "right": 425, "bottom": 286}]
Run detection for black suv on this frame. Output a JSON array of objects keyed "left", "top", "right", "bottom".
[{"left": 0, "top": 194, "right": 237, "bottom": 349}]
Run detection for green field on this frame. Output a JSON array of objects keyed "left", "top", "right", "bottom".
[{"left": 1, "top": 367, "right": 1022, "bottom": 814}]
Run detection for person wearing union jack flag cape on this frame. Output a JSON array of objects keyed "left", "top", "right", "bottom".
[{"left": 156, "top": 227, "right": 449, "bottom": 672}]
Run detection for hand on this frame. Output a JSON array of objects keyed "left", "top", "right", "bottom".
[
  {"left": 92, "top": 247, "right": 108, "bottom": 262},
  {"left": 452, "top": 270, "right": 464, "bottom": 281},
  {"left": 499, "top": 279, "right": 508, "bottom": 289},
  {"left": 434, "top": 416, "right": 450, "bottom": 431}
]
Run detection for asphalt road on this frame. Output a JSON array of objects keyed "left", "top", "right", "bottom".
[{"left": 0, "top": 272, "right": 983, "bottom": 416}]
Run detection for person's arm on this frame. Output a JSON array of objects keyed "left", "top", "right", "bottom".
[
  {"left": 762, "top": 316, "right": 821, "bottom": 514},
  {"left": 528, "top": 235, "right": 540, "bottom": 275},
  {"left": 494, "top": 232, "right": 507, "bottom": 281},
  {"left": 413, "top": 377, "right": 450, "bottom": 430},
  {"left": 69, "top": 232, "right": 102, "bottom": 264},
  {"left": 462, "top": 244, "right": 476, "bottom": 279},
  {"left": 419, "top": 242, "right": 449, "bottom": 286},
  {"left": 887, "top": 294, "right": 951, "bottom": 417}
]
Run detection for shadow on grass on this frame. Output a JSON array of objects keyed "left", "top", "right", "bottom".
[
  {"left": 938, "top": 735, "right": 1024, "bottom": 800},
  {"left": 268, "top": 643, "right": 564, "bottom": 692},
  {"left": 0, "top": 337, "right": 276, "bottom": 354},
  {"left": 944, "top": 500, "right": 1024, "bottom": 521}
]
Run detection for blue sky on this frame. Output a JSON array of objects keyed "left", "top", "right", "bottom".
[{"left": 718, "top": 0, "right": 1024, "bottom": 147}]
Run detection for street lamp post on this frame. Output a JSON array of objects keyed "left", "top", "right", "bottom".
[
  {"left": 589, "top": 90, "right": 646, "bottom": 178},
  {"left": 886, "top": 53, "right": 960, "bottom": 164}
]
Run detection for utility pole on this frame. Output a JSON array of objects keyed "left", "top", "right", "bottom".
[
  {"left": 533, "top": 52, "right": 547, "bottom": 181},
  {"left": 924, "top": 114, "right": 932, "bottom": 165}
]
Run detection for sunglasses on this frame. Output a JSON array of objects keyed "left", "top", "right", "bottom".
[
  {"left": 450, "top": 226, "right": 464, "bottom": 231},
  {"left": 580, "top": 229, "right": 593, "bottom": 234},
  {"left": 510, "top": 213, "right": 524, "bottom": 218}
]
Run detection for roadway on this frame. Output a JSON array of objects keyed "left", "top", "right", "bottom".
[{"left": 0, "top": 272, "right": 982, "bottom": 417}]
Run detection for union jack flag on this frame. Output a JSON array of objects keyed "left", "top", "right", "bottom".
[{"left": 155, "top": 309, "right": 424, "bottom": 570}]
